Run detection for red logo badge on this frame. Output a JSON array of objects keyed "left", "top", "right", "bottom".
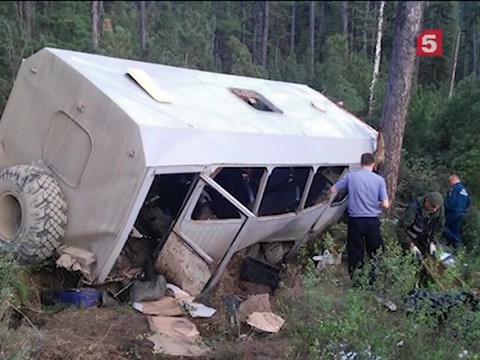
[{"left": 416, "top": 30, "right": 443, "bottom": 57}]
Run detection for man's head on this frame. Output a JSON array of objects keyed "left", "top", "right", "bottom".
[
  {"left": 448, "top": 173, "right": 461, "bottom": 186},
  {"left": 360, "top": 153, "right": 376, "bottom": 168},
  {"left": 424, "top": 192, "right": 443, "bottom": 213}
]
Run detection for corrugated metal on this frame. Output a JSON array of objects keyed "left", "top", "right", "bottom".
[{"left": 179, "top": 220, "right": 244, "bottom": 260}]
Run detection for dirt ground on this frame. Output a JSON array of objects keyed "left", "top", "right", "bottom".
[{"left": 16, "top": 250, "right": 302, "bottom": 360}]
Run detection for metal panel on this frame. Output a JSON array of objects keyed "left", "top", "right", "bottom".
[
  {"left": 40, "top": 48, "right": 378, "bottom": 168},
  {"left": 179, "top": 220, "right": 244, "bottom": 260}
]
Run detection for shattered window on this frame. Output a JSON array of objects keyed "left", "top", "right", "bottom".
[
  {"left": 212, "top": 167, "right": 265, "bottom": 211},
  {"left": 258, "top": 167, "right": 310, "bottom": 216},
  {"left": 192, "top": 185, "right": 241, "bottom": 220},
  {"left": 230, "top": 88, "right": 282, "bottom": 113},
  {"left": 312, "top": 166, "right": 348, "bottom": 207},
  {"left": 134, "top": 173, "right": 196, "bottom": 242},
  {"left": 305, "top": 170, "right": 331, "bottom": 208}
]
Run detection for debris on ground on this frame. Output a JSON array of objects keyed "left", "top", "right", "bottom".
[
  {"left": 236, "top": 293, "right": 272, "bottom": 323},
  {"left": 129, "top": 274, "right": 167, "bottom": 303},
  {"left": 312, "top": 249, "right": 342, "bottom": 271},
  {"left": 376, "top": 297, "right": 398, "bottom": 312},
  {"left": 146, "top": 315, "right": 210, "bottom": 357},
  {"left": 133, "top": 296, "right": 183, "bottom": 316},
  {"left": 240, "top": 256, "right": 281, "bottom": 293},
  {"left": 178, "top": 298, "right": 217, "bottom": 318},
  {"left": 246, "top": 312, "right": 285, "bottom": 333}
]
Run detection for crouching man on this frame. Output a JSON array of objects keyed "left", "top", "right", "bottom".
[{"left": 395, "top": 192, "right": 445, "bottom": 259}]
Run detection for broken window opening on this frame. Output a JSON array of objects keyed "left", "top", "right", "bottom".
[
  {"left": 192, "top": 184, "right": 242, "bottom": 220},
  {"left": 305, "top": 166, "right": 346, "bottom": 208},
  {"left": 109, "top": 173, "right": 197, "bottom": 281},
  {"left": 325, "top": 167, "right": 349, "bottom": 206},
  {"left": 212, "top": 167, "right": 265, "bottom": 211},
  {"left": 258, "top": 167, "right": 310, "bottom": 216},
  {"left": 230, "top": 88, "right": 283, "bottom": 113}
]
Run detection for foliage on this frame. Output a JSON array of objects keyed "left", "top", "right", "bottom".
[
  {"left": 280, "top": 232, "right": 480, "bottom": 359},
  {"left": 0, "top": 255, "right": 34, "bottom": 359},
  {"left": 396, "top": 153, "right": 448, "bottom": 206},
  {"left": 404, "top": 85, "right": 448, "bottom": 157},
  {"left": 462, "top": 206, "right": 480, "bottom": 255}
]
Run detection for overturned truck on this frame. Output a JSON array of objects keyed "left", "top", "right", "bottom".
[{"left": 0, "top": 48, "right": 378, "bottom": 296}]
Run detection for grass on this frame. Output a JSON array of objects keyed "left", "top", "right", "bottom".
[{"left": 278, "top": 221, "right": 480, "bottom": 360}]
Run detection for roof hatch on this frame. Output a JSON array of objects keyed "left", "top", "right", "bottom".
[
  {"left": 230, "top": 88, "right": 282, "bottom": 113},
  {"left": 126, "top": 68, "right": 173, "bottom": 103}
]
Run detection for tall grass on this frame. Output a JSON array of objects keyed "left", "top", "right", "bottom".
[
  {"left": 0, "top": 255, "right": 34, "bottom": 359},
  {"left": 279, "top": 224, "right": 480, "bottom": 360}
]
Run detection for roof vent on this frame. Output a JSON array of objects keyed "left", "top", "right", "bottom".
[
  {"left": 230, "top": 88, "right": 282, "bottom": 113},
  {"left": 126, "top": 68, "right": 172, "bottom": 103}
]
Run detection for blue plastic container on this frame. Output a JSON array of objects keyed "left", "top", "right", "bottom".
[{"left": 58, "top": 288, "right": 100, "bottom": 308}]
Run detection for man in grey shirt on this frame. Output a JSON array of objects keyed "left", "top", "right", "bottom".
[{"left": 331, "top": 153, "right": 390, "bottom": 283}]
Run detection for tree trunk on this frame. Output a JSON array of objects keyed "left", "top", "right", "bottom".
[
  {"left": 449, "top": 28, "right": 461, "bottom": 98},
  {"left": 368, "top": 1, "right": 385, "bottom": 116},
  {"left": 261, "top": 1, "right": 270, "bottom": 68},
  {"left": 253, "top": 3, "right": 258, "bottom": 64},
  {"left": 317, "top": 1, "right": 326, "bottom": 61},
  {"left": 378, "top": 1, "right": 424, "bottom": 215},
  {"left": 91, "top": 1, "right": 101, "bottom": 50},
  {"left": 214, "top": 30, "right": 220, "bottom": 69},
  {"left": 290, "top": 1, "right": 296, "bottom": 54},
  {"left": 473, "top": 26, "right": 479, "bottom": 87},
  {"left": 308, "top": 1, "right": 315, "bottom": 72},
  {"left": 363, "top": 1, "right": 370, "bottom": 56},
  {"left": 139, "top": 1, "right": 147, "bottom": 54},
  {"left": 342, "top": 1, "right": 348, "bottom": 36},
  {"left": 241, "top": 1, "right": 246, "bottom": 45},
  {"left": 17, "top": 1, "right": 33, "bottom": 40}
]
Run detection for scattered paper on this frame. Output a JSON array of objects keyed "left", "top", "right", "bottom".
[
  {"left": 246, "top": 312, "right": 285, "bottom": 333},
  {"left": 133, "top": 296, "right": 183, "bottom": 316},
  {"left": 167, "top": 283, "right": 195, "bottom": 301},
  {"left": 179, "top": 299, "right": 217, "bottom": 318},
  {"left": 146, "top": 316, "right": 210, "bottom": 357}
]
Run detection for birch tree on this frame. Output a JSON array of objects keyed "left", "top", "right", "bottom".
[
  {"left": 379, "top": 1, "right": 424, "bottom": 214},
  {"left": 290, "top": 1, "right": 296, "bottom": 54},
  {"left": 91, "top": 1, "right": 102, "bottom": 50},
  {"left": 449, "top": 28, "right": 461, "bottom": 98},
  {"left": 308, "top": 1, "right": 315, "bottom": 75},
  {"left": 139, "top": 1, "right": 147, "bottom": 54},
  {"left": 17, "top": 1, "right": 33, "bottom": 40},
  {"left": 368, "top": 0, "right": 385, "bottom": 116},
  {"left": 261, "top": 1, "right": 270, "bottom": 69}
]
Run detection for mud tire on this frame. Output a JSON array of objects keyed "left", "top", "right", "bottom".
[{"left": 0, "top": 165, "right": 67, "bottom": 263}]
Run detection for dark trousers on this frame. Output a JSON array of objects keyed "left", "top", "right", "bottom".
[
  {"left": 347, "top": 217, "right": 384, "bottom": 278},
  {"left": 443, "top": 211, "right": 464, "bottom": 249}
]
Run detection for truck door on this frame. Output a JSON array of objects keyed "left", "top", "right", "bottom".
[{"left": 154, "top": 172, "right": 253, "bottom": 296}]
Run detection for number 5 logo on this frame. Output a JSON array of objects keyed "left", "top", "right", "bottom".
[{"left": 416, "top": 29, "right": 443, "bottom": 57}]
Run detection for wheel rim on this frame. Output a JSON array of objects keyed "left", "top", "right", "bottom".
[{"left": 0, "top": 192, "right": 22, "bottom": 240}]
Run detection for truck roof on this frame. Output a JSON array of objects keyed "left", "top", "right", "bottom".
[{"left": 33, "top": 48, "right": 378, "bottom": 167}]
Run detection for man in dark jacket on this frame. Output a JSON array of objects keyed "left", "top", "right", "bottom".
[
  {"left": 396, "top": 192, "right": 445, "bottom": 259},
  {"left": 443, "top": 173, "right": 471, "bottom": 249}
]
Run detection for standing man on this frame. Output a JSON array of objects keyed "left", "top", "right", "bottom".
[
  {"left": 443, "top": 173, "right": 471, "bottom": 250},
  {"left": 330, "top": 153, "right": 390, "bottom": 281}
]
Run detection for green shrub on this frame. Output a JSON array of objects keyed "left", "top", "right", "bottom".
[{"left": 0, "top": 255, "right": 34, "bottom": 359}]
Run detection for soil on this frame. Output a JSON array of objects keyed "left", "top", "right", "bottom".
[{"left": 15, "top": 250, "right": 303, "bottom": 360}]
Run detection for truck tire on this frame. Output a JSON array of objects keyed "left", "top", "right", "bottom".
[{"left": 0, "top": 165, "right": 67, "bottom": 263}]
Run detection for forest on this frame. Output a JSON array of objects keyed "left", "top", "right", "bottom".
[
  {"left": 0, "top": 1, "right": 478, "bottom": 205},
  {"left": 0, "top": 1, "right": 480, "bottom": 359}
]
